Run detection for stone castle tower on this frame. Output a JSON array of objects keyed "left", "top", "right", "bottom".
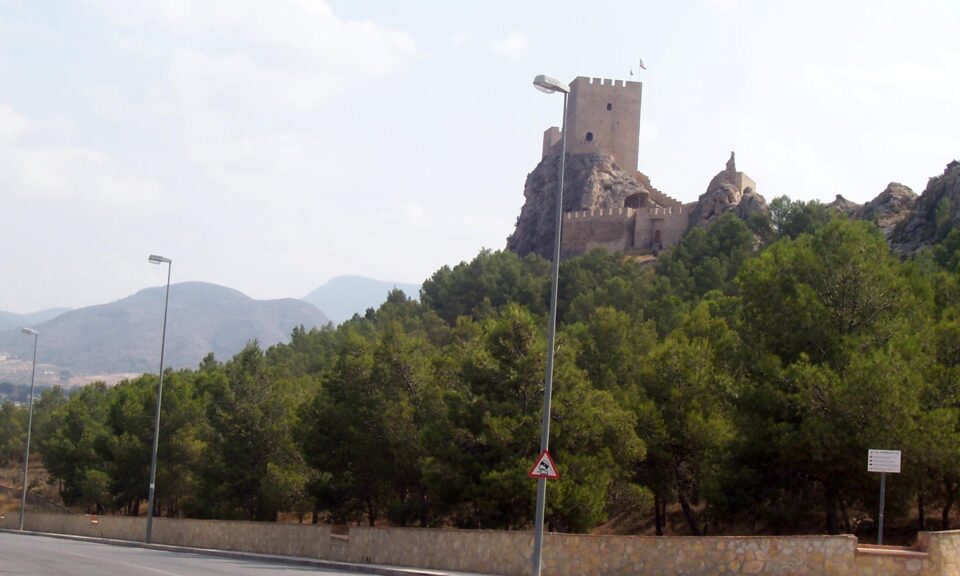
[
  {"left": 541, "top": 77, "right": 643, "bottom": 173},
  {"left": 510, "top": 75, "right": 761, "bottom": 259}
]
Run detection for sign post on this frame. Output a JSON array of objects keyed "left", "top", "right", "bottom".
[
  {"left": 528, "top": 450, "right": 560, "bottom": 480},
  {"left": 529, "top": 449, "right": 560, "bottom": 575},
  {"left": 867, "top": 449, "right": 901, "bottom": 545}
]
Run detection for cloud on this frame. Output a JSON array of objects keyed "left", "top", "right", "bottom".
[
  {"left": 0, "top": 104, "right": 162, "bottom": 206},
  {"left": 447, "top": 32, "right": 471, "bottom": 48},
  {"left": 97, "top": 0, "right": 417, "bottom": 78},
  {"left": 491, "top": 32, "right": 528, "bottom": 60},
  {"left": 86, "top": 0, "right": 418, "bottom": 202},
  {"left": 703, "top": 0, "right": 739, "bottom": 8},
  {"left": 94, "top": 0, "right": 419, "bottom": 125},
  {"left": 1, "top": 0, "right": 424, "bottom": 312},
  {"left": 803, "top": 50, "right": 960, "bottom": 110}
]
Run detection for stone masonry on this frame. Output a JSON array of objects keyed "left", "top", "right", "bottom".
[
  {"left": 533, "top": 76, "right": 759, "bottom": 259},
  {"left": 4, "top": 513, "right": 958, "bottom": 575}
]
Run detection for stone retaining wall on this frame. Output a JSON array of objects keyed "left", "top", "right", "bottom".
[{"left": 3, "top": 513, "right": 959, "bottom": 575}]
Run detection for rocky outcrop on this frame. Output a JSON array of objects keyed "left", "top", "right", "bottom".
[
  {"left": 688, "top": 152, "right": 768, "bottom": 229},
  {"left": 827, "top": 195, "right": 861, "bottom": 217},
  {"left": 891, "top": 161, "right": 960, "bottom": 254},
  {"left": 507, "top": 152, "right": 660, "bottom": 258},
  {"left": 736, "top": 188, "right": 769, "bottom": 222},
  {"left": 852, "top": 183, "right": 916, "bottom": 241}
]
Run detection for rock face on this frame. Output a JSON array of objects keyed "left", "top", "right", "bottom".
[
  {"left": 852, "top": 183, "right": 916, "bottom": 241},
  {"left": 827, "top": 195, "right": 862, "bottom": 217},
  {"left": 688, "top": 152, "right": 768, "bottom": 229},
  {"left": 892, "top": 161, "right": 960, "bottom": 253},
  {"left": 507, "top": 152, "right": 659, "bottom": 258},
  {"left": 736, "top": 188, "right": 769, "bottom": 222}
]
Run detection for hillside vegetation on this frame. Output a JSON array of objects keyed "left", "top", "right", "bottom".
[
  {"left": 0, "top": 282, "right": 329, "bottom": 380},
  {"left": 3, "top": 207, "right": 960, "bottom": 538}
]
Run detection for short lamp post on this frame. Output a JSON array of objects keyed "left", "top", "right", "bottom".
[
  {"left": 531, "top": 73, "right": 570, "bottom": 576},
  {"left": 145, "top": 254, "right": 172, "bottom": 544},
  {"left": 18, "top": 328, "right": 39, "bottom": 531}
]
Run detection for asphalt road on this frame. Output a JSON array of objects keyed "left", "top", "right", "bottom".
[{"left": 0, "top": 532, "right": 362, "bottom": 576}]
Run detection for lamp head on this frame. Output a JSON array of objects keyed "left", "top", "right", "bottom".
[
  {"left": 21, "top": 328, "right": 38, "bottom": 336},
  {"left": 148, "top": 254, "right": 171, "bottom": 265},
  {"left": 533, "top": 74, "right": 570, "bottom": 95}
]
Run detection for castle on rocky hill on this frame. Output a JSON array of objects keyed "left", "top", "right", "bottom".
[{"left": 509, "top": 76, "right": 763, "bottom": 259}]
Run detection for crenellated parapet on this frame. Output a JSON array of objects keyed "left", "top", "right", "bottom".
[
  {"left": 645, "top": 187, "right": 684, "bottom": 209},
  {"left": 565, "top": 75, "right": 643, "bottom": 174},
  {"left": 565, "top": 207, "right": 636, "bottom": 221},
  {"left": 646, "top": 206, "right": 683, "bottom": 217},
  {"left": 572, "top": 77, "right": 639, "bottom": 89}
]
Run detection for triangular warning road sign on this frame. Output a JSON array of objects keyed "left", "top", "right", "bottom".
[{"left": 528, "top": 450, "right": 560, "bottom": 480}]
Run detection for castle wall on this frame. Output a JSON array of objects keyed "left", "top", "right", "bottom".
[
  {"left": 634, "top": 206, "right": 690, "bottom": 252},
  {"left": 736, "top": 172, "right": 757, "bottom": 193},
  {"left": 561, "top": 207, "right": 635, "bottom": 258},
  {"left": 566, "top": 77, "right": 642, "bottom": 173},
  {"left": 542, "top": 127, "right": 562, "bottom": 158},
  {"left": 645, "top": 185, "right": 684, "bottom": 209}
]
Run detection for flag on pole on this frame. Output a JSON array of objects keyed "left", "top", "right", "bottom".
[{"left": 638, "top": 57, "right": 646, "bottom": 71}]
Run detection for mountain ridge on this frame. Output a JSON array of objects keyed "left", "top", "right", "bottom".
[
  {"left": 0, "top": 281, "right": 328, "bottom": 385},
  {"left": 302, "top": 275, "right": 420, "bottom": 324},
  {"left": 0, "top": 308, "right": 71, "bottom": 332}
]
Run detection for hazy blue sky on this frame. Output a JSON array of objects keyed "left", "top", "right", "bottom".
[{"left": 2, "top": 0, "right": 958, "bottom": 313}]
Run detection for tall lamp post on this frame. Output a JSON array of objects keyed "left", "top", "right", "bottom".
[
  {"left": 531, "top": 73, "right": 570, "bottom": 576},
  {"left": 18, "top": 328, "right": 39, "bottom": 531},
  {"left": 145, "top": 254, "right": 172, "bottom": 544}
]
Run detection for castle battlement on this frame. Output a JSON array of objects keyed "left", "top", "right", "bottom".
[
  {"left": 573, "top": 77, "right": 641, "bottom": 89},
  {"left": 566, "top": 75, "right": 643, "bottom": 174},
  {"left": 646, "top": 206, "right": 683, "bottom": 217},
  {"left": 644, "top": 186, "right": 684, "bottom": 209},
  {"left": 566, "top": 207, "right": 637, "bottom": 221}
]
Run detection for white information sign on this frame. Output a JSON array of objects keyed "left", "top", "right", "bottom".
[{"left": 867, "top": 449, "right": 901, "bottom": 474}]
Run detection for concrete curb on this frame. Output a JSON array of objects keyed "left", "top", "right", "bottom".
[{"left": 0, "top": 528, "right": 496, "bottom": 576}]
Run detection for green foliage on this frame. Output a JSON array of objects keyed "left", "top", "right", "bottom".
[
  {"left": 936, "top": 197, "right": 954, "bottom": 242},
  {"left": 421, "top": 249, "right": 549, "bottom": 323},
  {"left": 738, "top": 219, "right": 905, "bottom": 369},
  {"left": 0, "top": 401, "right": 24, "bottom": 465},
  {"left": 769, "top": 196, "right": 834, "bottom": 240},
  {"left": 29, "top": 202, "right": 960, "bottom": 536},
  {"left": 195, "top": 343, "right": 301, "bottom": 521},
  {"left": 657, "top": 214, "right": 758, "bottom": 300},
  {"left": 933, "top": 228, "right": 960, "bottom": 272}
]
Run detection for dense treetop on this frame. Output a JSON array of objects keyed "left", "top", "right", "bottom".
[{"left": 4, "top": 209, "right": 960, "bottom": 537}]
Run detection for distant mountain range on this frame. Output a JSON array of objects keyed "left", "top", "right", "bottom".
[
  {"left": 0, "top": 282, "right": 328, "bottom": 385},
  {"left": 0, "top": 308, "right": 71, "bottom": 331},
  {"left": 302, "top": 275, "right": 420, "bottom": 324}
]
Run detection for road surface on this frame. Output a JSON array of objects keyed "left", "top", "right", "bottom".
[{"left": 0, "top": 532, "right": 367, "bottom": 575}]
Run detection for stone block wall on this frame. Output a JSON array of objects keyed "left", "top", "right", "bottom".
[
  {"left": 634, "top": 206, "right": 690, "bottom": 252},
  {"left": 566, "top": 77, "right": 642, "bottom": 174},
  {"left": 921, "top": 531, "right": 960, "bottom": 575},
  {"left": 542, "top": 127, "right": 562, "bottom": 158},
  {"left": 3, "top": 513, "right": 956, "bottom": 576},
  {"left": 561, "top": 208, "right": 635, "bottom": 257}
]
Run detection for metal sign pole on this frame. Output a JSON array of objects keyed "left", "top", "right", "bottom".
[{"left": 878, "top": 472, "right": 886, "bottom": 545}]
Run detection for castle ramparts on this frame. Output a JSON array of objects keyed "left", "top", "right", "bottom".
[
  {"left": 542, "top": 76, "right": 642, "bottom": 174},
  {"left": 565, "top": 207, "right": 637, "bottom": 220},
  {"left": 536, "top": 74, "right": 755, "bottom": 259}
]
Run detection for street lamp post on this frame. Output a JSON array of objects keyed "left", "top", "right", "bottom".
[
  {"left": 531, "top": 73, "right": 570, "bottom": 576},
  {"left": 145, "top": 254, "right": 172, "bottom": 544},
  {"left": 18, "top": 328, "right": 39, "bottom": 532}
]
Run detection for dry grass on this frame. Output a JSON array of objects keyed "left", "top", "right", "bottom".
[{"left": 0, "top": 459, "right": 70, "bottom": 516}]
